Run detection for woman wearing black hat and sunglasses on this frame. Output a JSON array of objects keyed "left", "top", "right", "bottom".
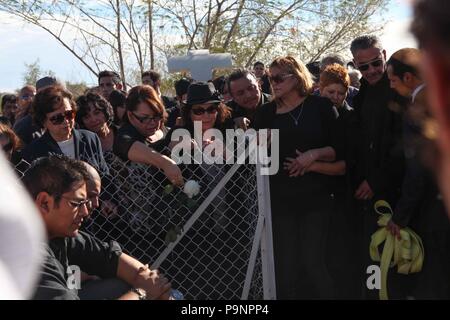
[
  {"left": 166, "top": 81, "right": 234, "bottom": 158},
  {"left": 165, "top": 82, "right": 244, "bottom": 299},
  {"left": 180, "top": 81, "right": 234, "bottom": 136},
  {"left": 167, "top": 81, "right": 234, "bottom": 192}
]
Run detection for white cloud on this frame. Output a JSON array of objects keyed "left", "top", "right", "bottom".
[{"left": 0, "top": 12, "right": 97, "bottom": 92}]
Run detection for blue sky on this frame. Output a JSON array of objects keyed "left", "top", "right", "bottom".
[{"left": 0, "top": 0, "right": 416, "bottom": 93}]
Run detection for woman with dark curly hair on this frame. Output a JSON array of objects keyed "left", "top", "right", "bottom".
[
  {"left": 74, "top": 92, "right": 123, "bottom": 220},
  {"left": 21, "top": 85, "right": 108, "bottom": 175},
  {"left": 76, "top": 92, "right": 116, "bottom": 152}
]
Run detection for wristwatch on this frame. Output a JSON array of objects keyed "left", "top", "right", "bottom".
[{"left": 131, "top": 287, "right": 147, "bottom": 300}]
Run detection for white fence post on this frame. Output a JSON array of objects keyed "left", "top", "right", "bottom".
[{"left": 256, "top": 163, "right": 276, "bottom": 300}]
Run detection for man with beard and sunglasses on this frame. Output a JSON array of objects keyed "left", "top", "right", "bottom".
[
  {"left": 21, "top": 85, "right": 108, "bottom": 175},
  {"left": 350, "top": 35, "right": 407, "bottom": 299}
]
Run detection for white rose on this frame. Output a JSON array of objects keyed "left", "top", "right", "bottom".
[{"left": 183, "top": 180, "right": 200, "bottom": 199}]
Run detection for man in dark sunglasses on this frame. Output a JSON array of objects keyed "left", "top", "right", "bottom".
[
  {"left": 350, "top": 35, "right": 406, "bottom": 299},
  {"left": 356, "top": 57, "right": 384, "bottom": 72},
  {"left": 353, "top": 46, "right": 386, "bottom": 86}
]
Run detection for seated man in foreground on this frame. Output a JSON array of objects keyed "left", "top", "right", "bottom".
[{"left": 23, "top": 155, "right": 171, "bottom": 300}]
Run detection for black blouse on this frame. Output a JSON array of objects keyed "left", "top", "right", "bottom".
[
  {"left": 254, "top": 95, "right": 341, "bottom": 198},
  {"left": 113, "top": 123, "right": 169, "bottom": 162}
]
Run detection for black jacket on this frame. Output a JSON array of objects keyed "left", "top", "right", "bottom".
[
  {"left": 260, "top": 74, "right": 272, "bottom": 95},
  {"left": 21, "top": 129, "right": 108, "bottom": 175},
  {"left": 352, "top": 73, "right": 406, "bottom": 204}
]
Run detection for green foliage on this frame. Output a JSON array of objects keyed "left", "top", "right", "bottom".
[
  {"left": 22, "top": 59, "right": 42, "bottom": 86},
  {"left": 65, "top": 81, "right": 89, "bottom": 98},
  {"left": 22, "top": 59, "right": 56, "bottom": 87}
]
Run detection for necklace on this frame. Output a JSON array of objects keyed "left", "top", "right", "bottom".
[{"left": 287, "top": 102, "right": 304, "bottom": 126}]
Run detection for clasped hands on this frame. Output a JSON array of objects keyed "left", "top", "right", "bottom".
[
  {"left": 283, "top": 149, "right": 317, "bottom": 177},
  {"left": 133, "top": 264, "right": 172, "bottom": 300}
]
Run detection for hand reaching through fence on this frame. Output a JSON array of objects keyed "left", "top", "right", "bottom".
[{"left": 162, "top": 158, "right": 184, "bottom": 187}]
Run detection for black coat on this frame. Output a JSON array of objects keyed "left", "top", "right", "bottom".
[
  {"left": 352, "top": 73, "right": 406, "bottom": 204},
  {"left": 21, "top": 129, "right": 108, "bottom": 175}
]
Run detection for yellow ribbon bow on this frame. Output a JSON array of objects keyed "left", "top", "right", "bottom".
[{"left": 369, "top": 200, "right": 425, "bottom": 300}]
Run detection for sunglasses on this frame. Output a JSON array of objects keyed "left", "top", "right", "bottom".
[
  {"left": 132, "top": 112, "right": 162, "bottom": 124},
  {"left": 268, "top": 73, "right": 294, "bottom": 84},
  {"left": 2, "top": 142, "right": 13, "bottom": 153},
  {"left": 191, "top": 105, "right": 218, "bottom": 116},
  {"left": 48, "top": 110, "right": 75, "bottom": 125},
  {"left": 20, "top": 94, "right": 35, "bottom": 100},
  {"left": 357, "top": 58, "right": 384, "bottom": 72},
  {"left": 61, "top": 196, "right": 91, "bottom": 210}
]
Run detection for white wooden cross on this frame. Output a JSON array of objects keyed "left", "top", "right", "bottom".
[{"left": 167, "top": 49, "right": 233, "bottom": 81}]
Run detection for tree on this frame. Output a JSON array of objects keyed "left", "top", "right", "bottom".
[
  {"left": 0, "top": 0, "right": 159, "bottom": 86},
  {"left": 22, "top": 59, "right": 55, "bottom": 87},
  {"left": 65, "top": 81, "right": 89, "bottom": 98},
  {"left": 1, "top": 0, "right": 389, "bottom": 82},
  {"left": 23, "top": 59, "right": 42, "bottom": 87},
  {"left": 155, "top": 0, "right": 388, "bottom": 67}
]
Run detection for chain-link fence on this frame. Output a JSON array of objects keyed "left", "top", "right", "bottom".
[{"left": 14, "top": 145, "right": 275, "bottom": 300}]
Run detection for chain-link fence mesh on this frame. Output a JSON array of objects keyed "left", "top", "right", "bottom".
[{"left": 14, "top": 145, "right": 271, "bottom": 300}]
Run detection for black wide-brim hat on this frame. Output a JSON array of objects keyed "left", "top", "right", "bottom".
[{"left": 183, "top": 81, "right": 222, "bottom": 106}]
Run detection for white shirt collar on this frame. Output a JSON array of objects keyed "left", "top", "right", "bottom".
[{"left": 412, "top": 84, "right": 426, "bottom": 103}]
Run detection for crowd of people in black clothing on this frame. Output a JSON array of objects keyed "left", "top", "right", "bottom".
[{"left": 2, "top": 0, "right": 450, "bottom": 300}]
